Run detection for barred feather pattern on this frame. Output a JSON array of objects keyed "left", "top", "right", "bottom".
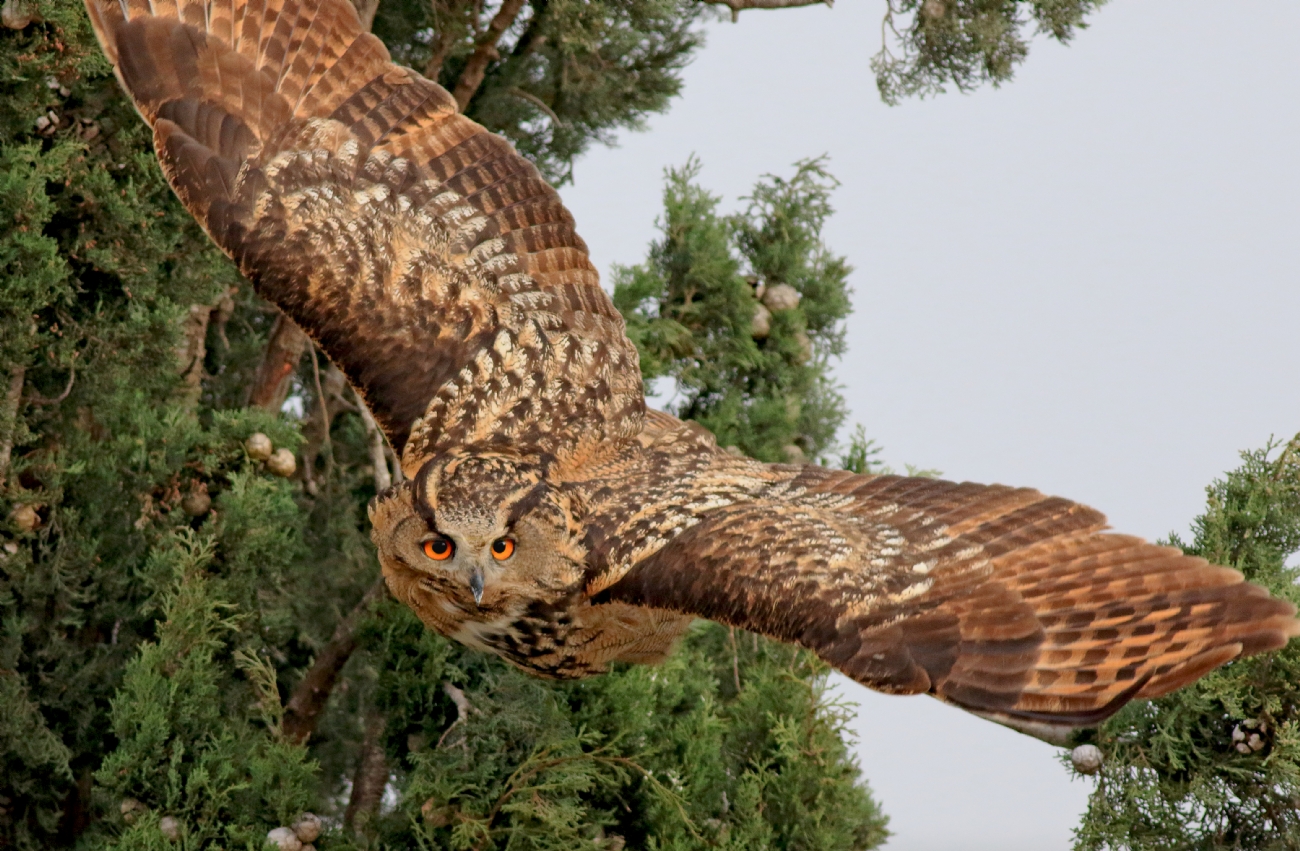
[
  {"left": 586, "top": 416, "right": 1298, "bottom": 739},
  {"left": 90, "top": 0, "right": 1299, "bottom": 742},
  {"left": 85, "top": 0, "right": 644, "bottom": 466}
]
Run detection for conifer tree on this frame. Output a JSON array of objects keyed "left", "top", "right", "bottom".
[
  {"left": 0, "top": 2, "right": 888, "bottom": 848},
  {"left": 0, "top": 0, "right": 1153, "bottom": 848},
  {"left": 1070, "top": 434, "right": 1300, "bottom": 851},
  {"left": 613, "top": 157, "right": 851, "bottom": 464},
  {"left": 868, "top": 0, "right": 1105, "bottom": 104}
]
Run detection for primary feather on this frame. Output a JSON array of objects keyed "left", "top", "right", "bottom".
[
  {"left": 88, "top": 0, "right": 1299, "bottom": 743},
  {"left": 87, "top": 0, "right": 643, "bottom": 466}
]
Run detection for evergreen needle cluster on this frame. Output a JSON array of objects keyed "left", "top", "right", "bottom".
[
  {"left": 6, "top": 2, "right": 1286, "bottom": 851},
  {"left": 1073, "top": 436, "right": 1300, "bottom": 851},
  {"left": 0, "top": 2, "right": 885, "bottom": 847}
]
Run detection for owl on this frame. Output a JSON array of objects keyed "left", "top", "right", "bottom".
[{"left": 88, "top": 0, "right": 1298, "bottom": 743}]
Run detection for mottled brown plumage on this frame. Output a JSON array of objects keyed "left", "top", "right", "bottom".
[{"left": 89, "top": 0, "right": 1299, "bottom": 742}]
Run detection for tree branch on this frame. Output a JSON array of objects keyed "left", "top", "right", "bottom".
[
  {"left": 247, "top": 313, "right": 310, "bottom": 411},
  {"left": 175, "top": 304, "right": 211, "bottom": 406},
  {"left": 507, "top": 86, "right": 561, "bottom": 126},
  {"left": 344, "top": 708, "right": 389, "bottom": 834},
  {"left": 508, "top": 0, "right": 547, "bottom": 59},
  {"left": 700, "top": 0, "right": 831, "bottom": 23},
  {"left": 282, "top": 577, "right": 388, "bottom": 745},
  {"left": 0, "top": 366, "right": 25, "bottom": 492},
  {"left": 309, "top": 346, "right": 333, "bottom": 471},
  {"left": 351, "top": 0, "right": 380, "bottom": 31},
  {"left": 435, "top": 682, "right": 472, "bottom": 748},
  {"left": 424, "top": 21, "right": 458, "bottom": 82},
  {"left": 451, "top": 0, "right": 527, "bottom": 111},
  {"left": 297, "top": 358, "right": 345, "bottom": 497},
  {"left": 23, "top": 358, "right": 76, "bottom": 407},
  {"left": 356, "top": 390, "right": 394, "bottom": 493}
]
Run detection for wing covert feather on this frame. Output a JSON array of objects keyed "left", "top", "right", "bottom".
[
  {"left": 588, "top": 435, "right": 1299, "bottom": 739},
  {"left": 86, "top": 0, "right": 643, "bottom": 466}
]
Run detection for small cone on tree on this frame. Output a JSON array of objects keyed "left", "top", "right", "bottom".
[
  {"left": 266, "top": 448, "right": 297, "bottom": 478},
  {"left": 245, "top": 432, "right": 273, "bottom": 461}
]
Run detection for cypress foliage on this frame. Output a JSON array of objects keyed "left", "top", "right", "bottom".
[
  {"left": 1072, "top": 435, "right": 1300, "bottom": 851},
  {"left": 371, "top": 0, "right": 706, "bottom": 184},
  {"left": 0, "top": 2, "right": 887, "bottom": 848},
  {"left": 870, "top": 0, "right": 1106, "bottom": 104},
  {"left": 613, "top": 157, "right": 851, "bottom": 465},
  {"left": 5, "top": 1, "right": 1234, "bottom": 849}
]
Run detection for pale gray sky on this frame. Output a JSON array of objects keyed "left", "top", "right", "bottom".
[{"left": 560, "top": 2, "right": 1300, "bottom": 849}]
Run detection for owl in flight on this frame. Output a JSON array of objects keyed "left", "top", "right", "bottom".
[{"left": 89, "top": 0, "right": 1298, "bottom": 743}]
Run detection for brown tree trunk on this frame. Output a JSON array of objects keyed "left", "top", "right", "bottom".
[
  {"left": 175, "top": 304, "right": 211, "bottom": 406},
  {"left": 282, "top": 578, "right": 388, "bottom": 745},
  {"left": 451, "top": 0, "right": 526, "bottom": 111},
  {"left": 344, "top": 709, "right": 389, "bottom": 834},
  {"left": 0, "top": 365, "right": 25, "bottom": 491},
  {"left": 248, "top": 313, "right": 309, "bottom": 412}
]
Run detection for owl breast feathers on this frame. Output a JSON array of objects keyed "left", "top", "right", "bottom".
[{"left": 88, "top": 0, "right": 1298, "bottom": 742}]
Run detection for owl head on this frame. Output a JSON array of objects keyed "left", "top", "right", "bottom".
[{"left": 369, "top": 451, "right": 588, "bottom": 632}]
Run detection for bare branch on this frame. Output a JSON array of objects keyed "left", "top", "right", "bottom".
[
  {"left": 175, "top": 304, "right": 211, "bottom": 406},
  {"left": 507, "top": 86, "right": 561, "bottom": 126},
  {"left": 424, "top": 23, "right": 457, "bottom": 82},
  {"left": 309, "top": 346, "right": 333, "bottom": 468},
  {"left": 298, "top": 360, "right": 346, "bottom": 497},
  {"left": 344, "top": 709, "right": 389, "bottom": 834},
  {"left": 0, "top": 366, "right": 25, "bottom": 491},
  {"left": 700, "top": 0, "right": 831, "bottom": 23},
  {"left": 204, "top": 286, "right": 238, "bottom": 354},
  {"left": 728, "top": 626, "right": 741, "bottom": 693},
  {"left": 444, "top": 681, "right": 471, "bottom": 718},
  {"left": 351, "top": 0, "right": 380, "bottom": 30},
  {"left": 355, "top": 390, "right": 393, "bottom": 493},
  {"left": 282, "top": 578, "right": 388, "bottom": 744},
  {"left": 435, "top": 682, "right": 472, "bottom": 748},
  {"left": 508, "top": 0, "right": 547, "bottom": 59},
  {"left": 248, "top": 313, "right": 309, "bottom": 411},
  {"left": 24, "top": 358, "right": 76, "bottom": 407},
  {"left": 451, "top": 0, "right": 526, "bottom": 111}
]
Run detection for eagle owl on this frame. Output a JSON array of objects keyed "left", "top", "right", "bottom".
[{"left": 88, "top": 0, "right": 1298, "bottom": 742}]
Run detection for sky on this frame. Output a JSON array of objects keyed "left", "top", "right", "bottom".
[{"left": 557, "top": 2, "right": 1300, "bottom": 849}]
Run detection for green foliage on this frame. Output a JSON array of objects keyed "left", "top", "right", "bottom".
[
  {"left": 871, "top": 0, "right": 1107, "bottom": 104},
  {"left": 836, "top": 425, "right": 940, "bottom": 479},
  {"left": 613, "top": 157, "right": 852, "bottom": 463},
  {"left": 0, "top": 0, "right": 1136, "bottom": 847},
  {"left": 838, "top": 425, "right": 888, "bottom": 476},
  {"left": 373, "top": 0, "right": 705, "bottom": 184},
  {"left": 369, "top": 609, "right": 886, "bottom": 850},
  {"left": 95, "top": 532, "right": 317, "bottom": 850},
  {"left": 0, "top": 1, "right": 885, "bottom": 848},
  {"left": 1072, "top": 434, "right": 1300, "bottom": 851}
]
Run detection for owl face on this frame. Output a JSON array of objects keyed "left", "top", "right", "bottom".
[{"left": 369, "top": 452, "right": 588, "bottom": 633}]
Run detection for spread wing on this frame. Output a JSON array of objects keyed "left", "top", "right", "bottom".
[
  {"left": 586, "top": 429, "right": 1299, "bottom": 740},
  {"left": 85, "top": 0, "right": 643, "bottom": 466}
]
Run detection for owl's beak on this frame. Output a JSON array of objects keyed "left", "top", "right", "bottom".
[{"left": 468, "top": 566, "right": 485, "bottom": 605}]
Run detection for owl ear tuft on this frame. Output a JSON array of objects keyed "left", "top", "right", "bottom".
[
  {"left": 410, "top": 461, "right": 441, "bottom": 526},
  {"left": 368, "top": 480, "right": 415, "bottom": 526}
]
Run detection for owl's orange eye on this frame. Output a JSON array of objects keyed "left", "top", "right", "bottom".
[
  {"left": 490, "top": 538, "right": 515, "bottom": 560},
  {"left": 423, "top": 536, "right": 454, "bottom": 561}
]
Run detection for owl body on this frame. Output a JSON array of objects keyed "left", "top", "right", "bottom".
[
  {"left": 372, "top": 415, "right": 731, "bottom": 678},
  {"left": 88, "top": 0, "right": 1299, "bottom": 743}
]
